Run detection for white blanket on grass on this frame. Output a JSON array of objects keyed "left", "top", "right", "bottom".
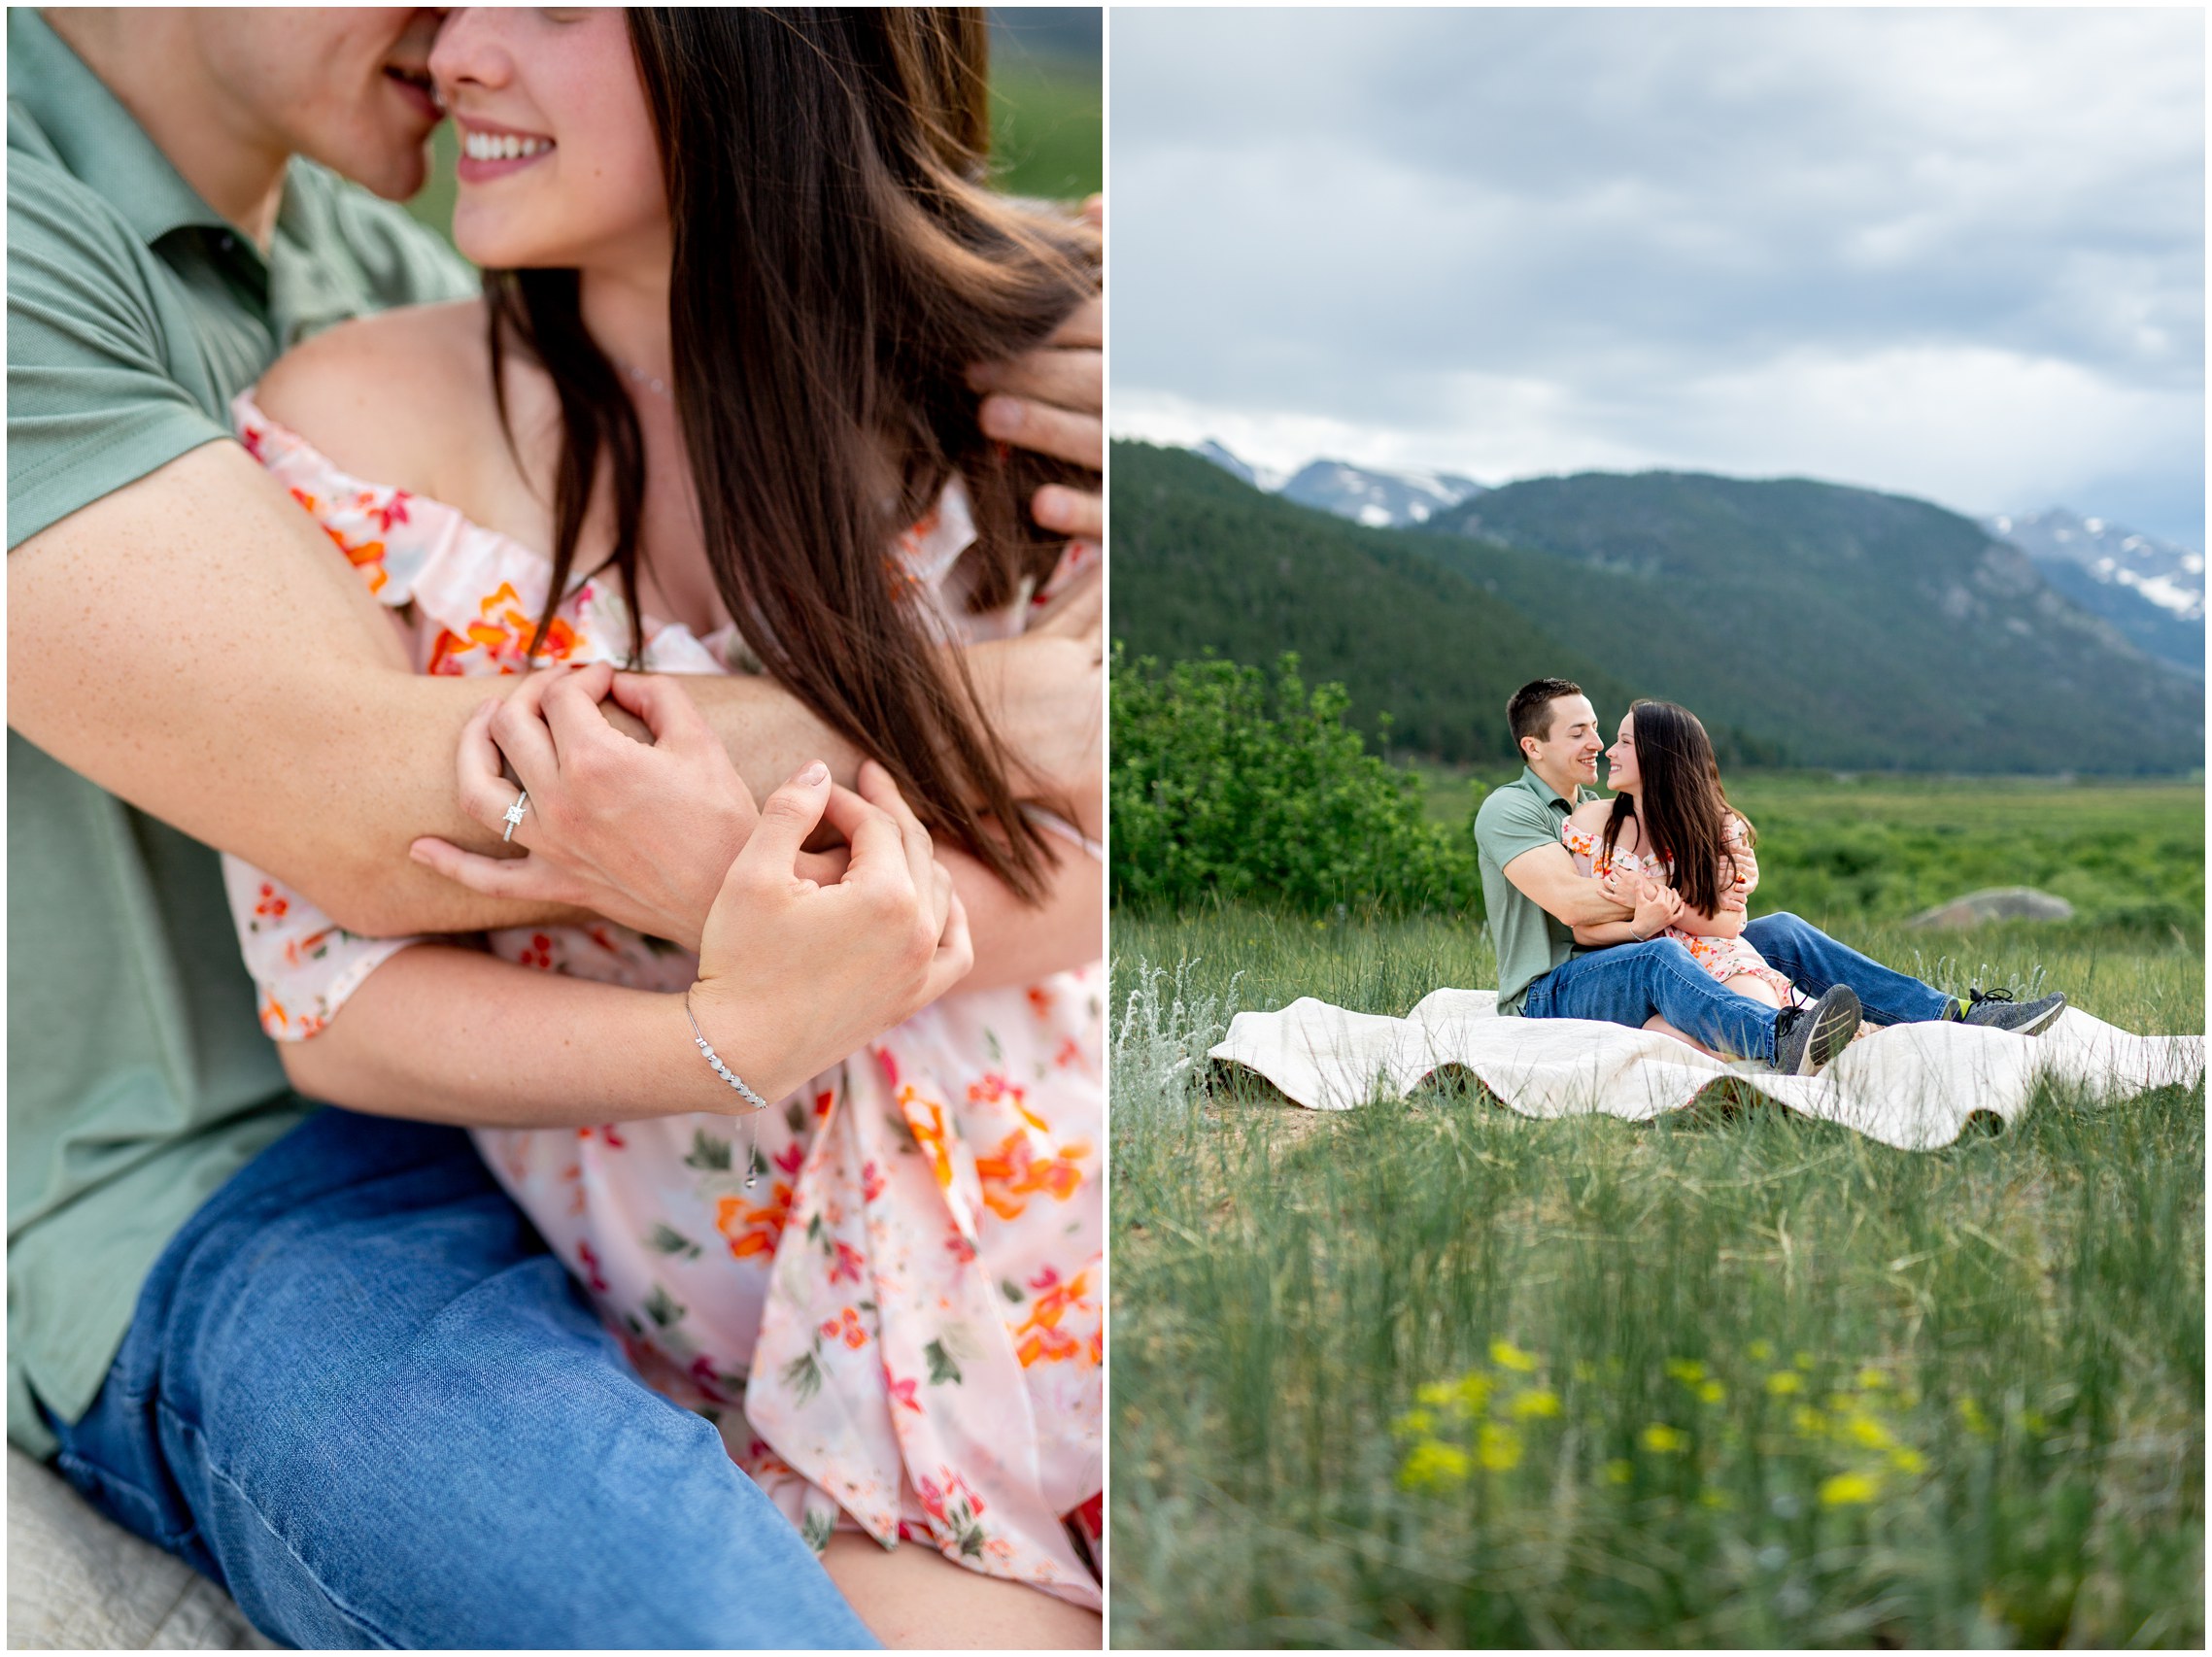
[{"left": 1207, "top": 991, "right": 2203, "bottom": 1151}]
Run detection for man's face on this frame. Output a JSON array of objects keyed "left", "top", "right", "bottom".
[
  {"left": 191, "top": 9, "right": 445, "bottom": 201},
  {"left": 1523, "top": 694, "right": 1602, "bottom": 787}
]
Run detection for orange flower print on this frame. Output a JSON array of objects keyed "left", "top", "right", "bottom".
[
  {"left": 861, "top": 1160, "right": 886, "bottom": 1203},
  {"left": 820, "top": 1306, "right": 868, "bottom": 1350},
  {"left": 975, "top": 1127, "right": 1090, "bottom": 1221},
  {"left": 944, "top": 1225, "right": 977, "bottom": 1265},
  {"left": 814, "top": 1087, "right": 836, "bottom": 1120},
  {"left": 1011, "top": 1265, "right": 1097, "bottom": 1370},
  {"left": 366, "top": 490, "right": 413, "bottom": 535},
  {"left": 715, "top": 1142, "right": 803, "bottom": 1260},
  {"left": 830, "top": 1239, "right": 866, "bottom": 1286},
  {"left": 258, "top": 992, "right": 289, "bottom": 1036},
  {"left": 578, "top": 1124, "right": 628, "bottom": 1149},
  {"left": 254, "top": 883, "right": 289, "bottom": 921},
  {"left": 1026, "top": 985, "right": 1054, "bottom": 1018},
  {"left": 1054, "top": 1035, "right": 1083, "bottom": 1070},
  {"left": 899, "top": 1087, "right": 957, "bottom": 1193},
  {"left": 515, "top": 932, "right": 557, "bottom": 970},
  {"left": 885, "top": 1373, "right": 925, "bottom": 1414}
]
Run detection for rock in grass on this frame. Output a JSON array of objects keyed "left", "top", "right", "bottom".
[{"left": 1906, "top": 886, "right": 2076, "bottom": 930}]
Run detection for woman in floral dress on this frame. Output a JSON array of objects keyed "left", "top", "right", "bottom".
[
  {"left": 1561, "top": 700, "right": 1807, "bottom": 1053},
  {"left": 218, "top": 10, "right": 1100, "bottom": 1644}
]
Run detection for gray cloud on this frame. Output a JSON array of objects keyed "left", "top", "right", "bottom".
[{"left": 1111, "top": 7, "right": 2205, "bottom": 546}]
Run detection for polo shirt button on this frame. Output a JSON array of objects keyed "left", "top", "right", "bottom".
[{"left": 220, "top": 233, "right": 235, "bottom": 252}]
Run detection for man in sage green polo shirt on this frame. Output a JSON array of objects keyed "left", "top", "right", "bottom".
[{"left": 9, "top": 10, "right": 1101, "bottom": 1646}]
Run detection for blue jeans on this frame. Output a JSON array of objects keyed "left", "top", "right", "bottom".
[
  {"left": 1741, "top": 911, "right": 1955, "bottom": 1027},
  {"left": 1520, "top": 912, "right": 1955, "bottom": 1059},
  {"left": 1523, "top": 937, "right": 1782, "bottom": 1061},
  {"left": 43, "top": 1106, "right": 877, "bottom": 1650}
]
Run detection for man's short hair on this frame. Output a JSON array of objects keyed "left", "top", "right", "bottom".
[{"left": 1507, "top": 678, "right": 1584, "bottom": 750}]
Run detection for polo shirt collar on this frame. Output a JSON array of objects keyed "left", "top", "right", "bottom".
[
  {"left": 1520, "top": 765, "right": 1581, "bottom": 809},
  {"left": 10, "top": 10, "right": 237, "bottom": 248}
]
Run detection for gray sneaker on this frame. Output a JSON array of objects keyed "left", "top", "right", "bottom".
[
  {"left": 1771, "top": 985, "right": 1861, "bottom": 1075},
  {"left": 1952, "top": 987, "right": 2067, "bottom": 1035}
]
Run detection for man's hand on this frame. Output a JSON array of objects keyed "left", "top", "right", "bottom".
[
  {"left": 408, "top": 663, "right": 843, "bottom": 952},
  {"left": 967, "top": 232, "right": 1103, "bottom": 544},
  {"left": 963, "top": 566, "right": 1103, "bottom": 832}
]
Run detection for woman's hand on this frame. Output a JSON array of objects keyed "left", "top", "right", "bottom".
[
  {"left": 408, "top": 662, "right": 843, "bottom": 952},
  {"left": 689, "top": 760, "right": 973, "bottom": 1105},
  {"left": 1629, "top": 876, "right": 1684, "bottom": 940}
]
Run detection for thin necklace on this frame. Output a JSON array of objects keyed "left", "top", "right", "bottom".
[{"left": 616, "top": 358, "right": 672, "bottom": 401}]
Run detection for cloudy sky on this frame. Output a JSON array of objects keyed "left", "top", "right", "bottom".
[{"left": 1111, "top": 8, "right": 2206, "bottom": 549}]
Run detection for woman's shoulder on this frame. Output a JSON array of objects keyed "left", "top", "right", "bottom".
[
  {"left": 251, "top": 299, "right": 495, "bottom": 498},
  {"left": 1566, "top": 797, "right": 1615, "bottom": 830}
]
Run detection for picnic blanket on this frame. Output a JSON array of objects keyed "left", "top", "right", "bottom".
[{"left": 1208, "top": 991, "right": 2203, "bottom": 1151}]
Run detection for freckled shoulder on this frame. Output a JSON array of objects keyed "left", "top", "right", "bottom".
[{"left": 251, "top": 298, "right": 496, "bottom": 501}]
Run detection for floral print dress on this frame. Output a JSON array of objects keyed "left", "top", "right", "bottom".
[
  {"left": 221, "top": 395, "right": 1103, "bottom": 1608},
  {"left": 1560, "top": 813, "right": 1800, "bottom": 1004}
]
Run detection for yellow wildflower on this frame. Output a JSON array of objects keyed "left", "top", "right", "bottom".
[
  {"left": 1793, "top": 1351, "right": 1816, "bottom": 1370},
  {"left": 1511, "top": 1388, "right": 1562, "bottom": 1420},
  {"left": 1698, "top": 1488, "right": 1733, "bottom": 1509},
  {"left": 1765, "top": 1371, "right": 1804, "bottom": 1396},
  {"left": 1642, "top": 1423, "right": 1686, "bottom": 1453},
  {"left": 1748, "top": 1339, "right": 1775, "bottom": 1362},
  {"left": 1416, "top": 1380, "right": 1458, "bottom": 1409},
  {"left": 1455, "top": 1372, "right": 1492, "bottom": 1413},
  {"left": 1392, "top": 1408, "right": 1436, "bottom": 1437},
  {"left": 1604, "top": 1459, "right": 1633, "bottom": 1485},
  {"left": 1889, "top": 1447, "right": 1927, "bottom": 1475},
  {"left": 1819, "top": 1471, "right": 1880, "bottom": 1506},
  {"left": 1664, "top": 1358, "right": 1707, "bottom": 1386},
  {"left": 1841, "top": 1414, "right": 1893, "bottom": 1451},
  {"left": 1790, "top": 1405, "right": 1826, "bottom": 1437},
  {"left": 1491, "top": 1339, "right": 1538, "bottom": 1372},
  {"left": 1696, "top": 1379, "right": 1726, "bottom": 1405},
  {"left": 1477, "top": 1423, "right": 1523, "bottom": 1471},
  {"left": 1399, "top": 1439, "right": 1472, "bottom": 1492},
  {"left": 1957, "top": 1398, "right": 1993, "bottom": 1439},
  {"left": 1856, "top": 1368, "right": 1889, "bottom": 1390}
]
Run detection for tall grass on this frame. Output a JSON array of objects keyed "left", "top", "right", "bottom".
[{"left": 1110, "top": 914, "right": 2204, "bottom": 1647}]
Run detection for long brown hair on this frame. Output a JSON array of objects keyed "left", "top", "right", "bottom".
[
  {"left": 1601, "top": 699, "right": 1756, "bottom": 916},
  {"left": 485, "top": 8, "right": 1098, "bottom": 900}
]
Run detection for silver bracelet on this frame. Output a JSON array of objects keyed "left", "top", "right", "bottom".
[{"left": 685, "top": 987, "right": 770, "bottom": 1190}]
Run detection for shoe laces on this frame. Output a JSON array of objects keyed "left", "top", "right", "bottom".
[{"left": 1966, "top": 987, "right": 2017, "bottom": 1007}]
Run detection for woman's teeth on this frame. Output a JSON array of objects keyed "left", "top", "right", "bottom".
[{"left": 463, "top": 132, "right": 553, "bottom": 161}]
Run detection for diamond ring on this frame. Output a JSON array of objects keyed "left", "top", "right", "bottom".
[{"left": 502, "top": 789, "right": 529, "bottom": 843}]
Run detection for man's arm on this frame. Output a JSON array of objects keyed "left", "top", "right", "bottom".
[
  {"left": 9, "top": 442, "right": 1096, "bottom": 959},
  {"left": 1500, "top": 842, "right": 1637, "bottom": 929}
]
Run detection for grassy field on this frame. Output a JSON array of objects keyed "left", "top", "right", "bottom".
[{"left": 1111, "top": 893, "right": 2204, "bottom": 1645}]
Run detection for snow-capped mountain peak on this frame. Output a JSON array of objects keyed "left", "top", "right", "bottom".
[{"left": 1182, "top": 441, "right": 1485, "bottom": 527}]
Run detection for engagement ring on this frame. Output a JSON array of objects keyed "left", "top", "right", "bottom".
[{"left": 502, "top": 790, "right": 529, "bottom": 842}]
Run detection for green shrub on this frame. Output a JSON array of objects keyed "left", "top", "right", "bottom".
[{"left": 1110, "top": 649, "right": 1480, "bottom": 915}]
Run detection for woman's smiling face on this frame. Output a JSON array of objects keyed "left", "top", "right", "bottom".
[
  {"left": 1605, "top": 712, "right": 1641, "bottom": 794},
  {"left": 430, "top": 8, "right": 668, "bottom": 274}
]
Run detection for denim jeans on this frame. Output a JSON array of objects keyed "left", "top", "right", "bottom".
[
  {"left": 1741, "top": 911, "right": 1955, "bottom": 1027},
  {"left": 43, "top": 1106, "right": 877, "bottom": 1650},
  {"left": 1521, "top": 937, "right": 1780, "bottom": 1061}
]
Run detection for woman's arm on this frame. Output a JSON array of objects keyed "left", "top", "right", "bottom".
[{"left": 273, "top": 762, "right": 972, "bottom": 1127}]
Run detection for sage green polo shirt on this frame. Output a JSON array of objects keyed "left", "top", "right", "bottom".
[
  {"left": 1474, "top": 767, "right": 1598, "bottom": 1015},
  {"left": 7, "top": 10, "right": 474, "bottom": 1457}
]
